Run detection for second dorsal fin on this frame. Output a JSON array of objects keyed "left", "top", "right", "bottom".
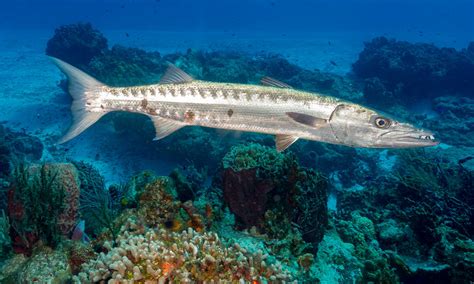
[
  {"left": 261, "top": 76, "right": 293, "bottom": 88},
  {"left": 159, "top": 64, "right": 194, "bottom": 84}
]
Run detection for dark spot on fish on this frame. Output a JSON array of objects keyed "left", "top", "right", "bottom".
[
  {"left": 86, "top": 102, "right": 92, "bottom": 106},
  {"left": 184, "top": 111, "right": 195, "bottom": 123},
  {"left": 100, "top": 105, "right": 104, "bottom": 109},
  {"left": 147, "top": 108, "right": 157, "bottom": 115},
  {"left": 141, "top": 99, "right": 148, "bottom": 108},
  {"left": 227, "top": 109, "right": 234, "bottom": 117}
]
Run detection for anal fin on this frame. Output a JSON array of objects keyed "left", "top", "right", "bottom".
[
  {"left": 275, "top": 134, "right": 299, "bottom": 152},
  {"left": 151, "top": 117, "right": 185, "bottom": 140}
]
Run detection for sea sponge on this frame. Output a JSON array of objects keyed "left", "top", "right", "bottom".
[{"left": 221, "top": 143, "right": 328, "bottom": 253}]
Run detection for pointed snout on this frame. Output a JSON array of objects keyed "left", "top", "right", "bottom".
[{"left": 378, "top": 127, "right": 440, "bottom": 148}]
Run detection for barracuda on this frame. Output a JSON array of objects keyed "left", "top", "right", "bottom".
[{"left": 50, "top": 57, "right": 439, "bottom": 151}]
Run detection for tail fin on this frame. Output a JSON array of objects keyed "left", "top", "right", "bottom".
[{"left": 49, "top": 57, "right": 108, "bottom": 144}]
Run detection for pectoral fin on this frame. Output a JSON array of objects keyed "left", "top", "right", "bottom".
[
  {"left": 275, "top": 134, "right": 299, "bottom": 152},
  {"left": 286, "top": 112, "right": 327, "bottom": 128},
  {"left": 151, "top": 117, "right": 185, "bottom": 140}
]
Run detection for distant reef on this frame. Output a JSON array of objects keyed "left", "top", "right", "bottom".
[
  {"left": 353, "top": 36, "right": 474, "bottom": 106},
  {"left": 0, "top": 23, "right": 471, "bottom": 283}
]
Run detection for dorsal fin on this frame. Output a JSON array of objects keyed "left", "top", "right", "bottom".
[
  {"left": 286, "top": 112, "right": 327, "bottom": 128},
  {"left": 151, "top": 117, "right": 185, "bottom": 140},
  {"left": 275, "top": 134, "right": 299, "bottom": 152},
  {"left": 261, "top": 76, "right": 293, "bottom": 88},
  {"left": 159, "top": 64, "right": 193, "bottom": 84}
]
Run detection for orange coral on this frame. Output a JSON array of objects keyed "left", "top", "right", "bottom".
[{"left": 161, "top": 261, "right": 175, "bottom": 276}]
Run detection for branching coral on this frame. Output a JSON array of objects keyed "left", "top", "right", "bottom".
[{"left": 74, "top": 218, "right": 294, "bottom": 282}]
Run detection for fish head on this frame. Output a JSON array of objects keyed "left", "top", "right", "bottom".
[{"left": 328, "top": 103, "right": 439, "bottom": 148}]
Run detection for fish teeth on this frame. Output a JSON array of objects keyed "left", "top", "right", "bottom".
[{"left": 418, "top": 135, "right": 435, "bottom": 140}]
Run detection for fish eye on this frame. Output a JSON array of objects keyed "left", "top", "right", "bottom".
[{"left": 374, "top": 117, "right": 391, "bottom": 129}]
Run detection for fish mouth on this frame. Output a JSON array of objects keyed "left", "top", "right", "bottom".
[{"left": 378, "top": 130, "right": 440, "bottom": 148}]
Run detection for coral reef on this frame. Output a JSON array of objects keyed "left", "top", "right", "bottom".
[
  {"left": 8, "top": 163, "right": 80, "bottom": 254},
  {"left": 0, "top": 125, "right": 43, "bottom": 167},
  {"left": 353, "top": 37, "right": 474, "bottom": 105},
  {"left": 2, "top": 23, "right": 467, "bottom": 283},
  {"left": 71, "top": 160, "right": 117, "bottom": 238},
  {"left": 424, "top": 96, "right": 474, "bottom": 147},
  {"left": 335, "top": 212, "right": 399, "bottom": 283},
  {"left": 46, "top": 22, "right": 108, "bottom": 67},
  {"left": 221, "top": 143, "right": 328, "bottom": 256},
  {"left": 74, "top": 218, "right": 293, "bottom": 282},
  {"left": 336, "top": 149, "right": 474, "bottom": 281},
  {"left": 0, "top": 210, "right": 11, "bottom": 258},
  {"left": 0, "top": 138, "right": 11, "bottom": 178},
  {"left": 88, "top": 45, "right": 164, "bottom": 86},
  {"left": 169, "top": 165, "right": 207, "bottom": 202},
  {"left": 16, "top": 246, "right": 71, "bottom": 283},
  {"left": 137, "top": 177, "right": 181, "bottom": 227}
]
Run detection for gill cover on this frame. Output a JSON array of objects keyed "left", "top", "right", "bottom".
[{"left": 329, "top": 104, "right": 362, "bottom": 146}]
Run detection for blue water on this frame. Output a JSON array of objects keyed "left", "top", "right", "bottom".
[
  {"left": 0, "top": 0, "right": 473, "bottom": 283},
  {"left": 2, "top": 0, "right": 473, "bottom": 35}
]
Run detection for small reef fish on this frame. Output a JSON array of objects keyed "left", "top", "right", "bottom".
[
  {"left": 50, "top": 57, "right": 439, "bottom": 151},
  {"left": 71, "top": 220, "right": 90, "bottom": 243}
]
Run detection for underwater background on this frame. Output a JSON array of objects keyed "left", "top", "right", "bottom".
[{"left": 0, "top": 0, "right": 473, "bottom": 283}]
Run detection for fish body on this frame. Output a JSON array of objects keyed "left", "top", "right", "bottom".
[{"left": 50, "top": 57, "right": 438, "bottom": 150}]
